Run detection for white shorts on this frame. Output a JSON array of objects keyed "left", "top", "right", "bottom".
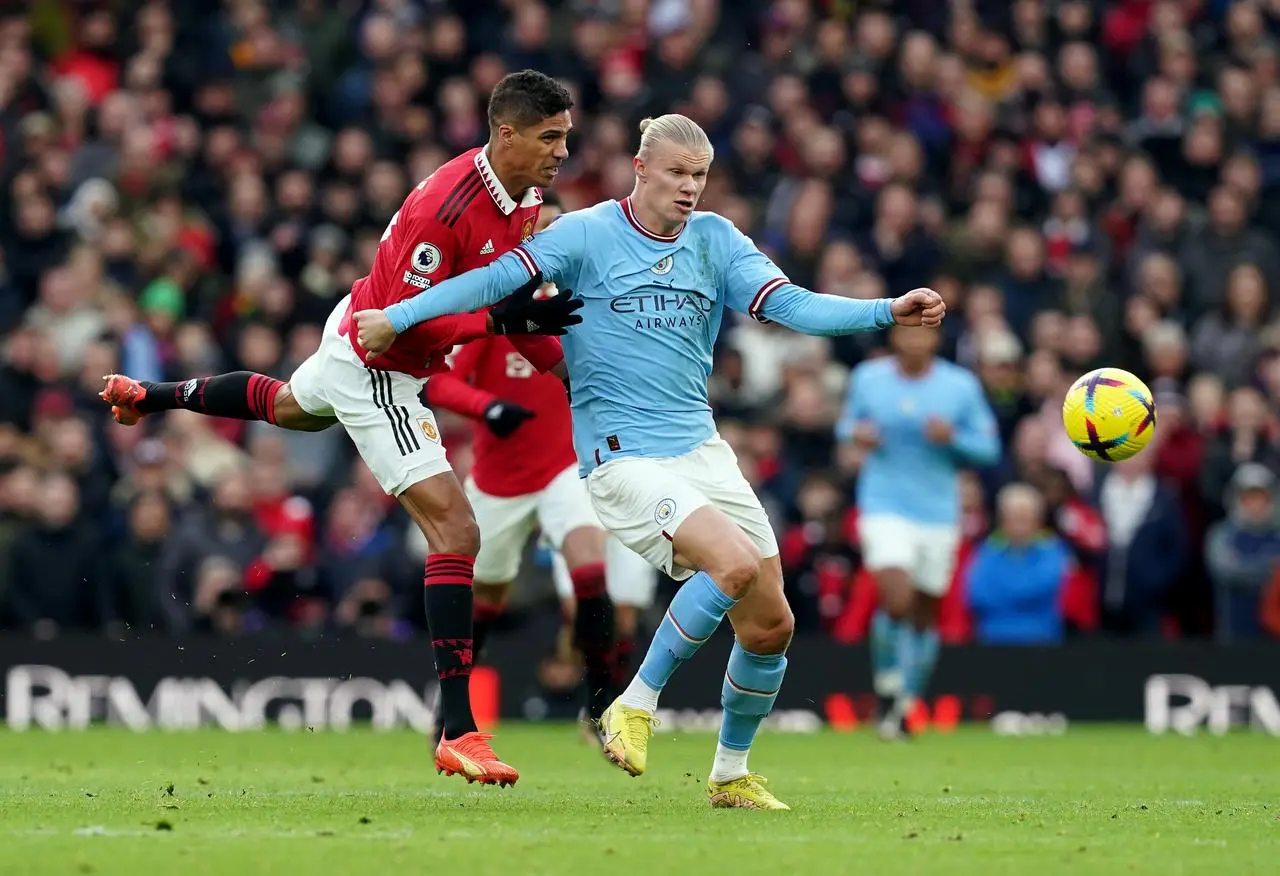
[
  {"left": 858, "top": 513, "right": 960, "bottom": 597},
  {"left": 586, "top": 435, "right": 779, "bottom": 581},
  {"left": 552, "top": 535, "right": 659, "bottom": 607},
  {"left": 466, "top": 464, "right": 601, "bottom": 583},
  {"left": 290, "top": 295, "right": 449, "bottom": 496}
]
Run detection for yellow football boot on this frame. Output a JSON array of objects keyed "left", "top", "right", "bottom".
[
  {"left": 707, "top": 773, "right": 791, "bottom": 811},
  {"left": 598, "top": 699, "right": 658, "bottom": 776}
]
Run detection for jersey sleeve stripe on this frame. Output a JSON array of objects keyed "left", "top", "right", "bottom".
[
  {"left": 442, "top": 174, "right": 485, "bottom": 228},
  {"left": 749, "top": 277, "right": 787, "bottom": 322},
  {"left": 436, "top": 171, "right": 482, "bottom": 224},
  {"left": 512, "top": 245, "right": 538, "bottom": 278}
]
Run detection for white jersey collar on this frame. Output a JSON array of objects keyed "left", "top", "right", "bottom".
[{"left": 475, "top": 146, "right": 542, "bottom": 215}]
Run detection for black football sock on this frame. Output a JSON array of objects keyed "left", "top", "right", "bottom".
[
  {"left": 610, "top": 635, "right": 635, "bottom": 691},
  {"left": 424, "top": 554, "right": 478, "bottom": 739},
  {"left": 569, "top": 562, "right": 615, "bottom": 721},
  {"left": 472, "top": 594, "right": 507, "bottom": 664},
  {"left": 136, "top": 372, "right": 282, "bottom": 423}
]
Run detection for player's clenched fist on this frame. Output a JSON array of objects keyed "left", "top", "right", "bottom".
[
  {"left": 890, "top": 288, "right": 946, "bottom": 328},
  {"left": 354, "top": 309, "right": 397, "bottom": 360}
]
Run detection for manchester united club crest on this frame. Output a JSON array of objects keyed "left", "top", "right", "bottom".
[
  {"left": 521, "top": 216, "right": 536, "bottom": 241},
  {"left": 418, "top": 417, "right": 439, "bottom": 443}
]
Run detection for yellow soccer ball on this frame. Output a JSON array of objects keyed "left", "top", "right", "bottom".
[{"left": 1062, "top": 367, "right": 1157, "bottom": 462}]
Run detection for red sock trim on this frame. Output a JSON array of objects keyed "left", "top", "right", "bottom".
[
  {"left": 474, "top": 597, "right": 507, "bottom": 622},
  {"left": 569, "top": 562, "right": 607, "bottom": 600},
  {"left": 425, "top": 553, "right": 475, "bottom": 587},
  {"left": 246, "top": 374, "right": 285, "bottom": 424}
]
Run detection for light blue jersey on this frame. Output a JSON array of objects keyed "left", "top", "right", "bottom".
[
  {"left": 387, "top": 198, "right": 896, "bottom": 474},
  {"left": 836, "top": 357, "right": 1001, "bottom": 525}
]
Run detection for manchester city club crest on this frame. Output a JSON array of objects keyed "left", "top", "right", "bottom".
[{"left": 651, "top": 255, "right": 674, "bottom": 275}]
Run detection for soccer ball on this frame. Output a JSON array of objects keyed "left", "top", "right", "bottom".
[{"left": 1062, "top": 367, "right": 1157, "bottom": 462}]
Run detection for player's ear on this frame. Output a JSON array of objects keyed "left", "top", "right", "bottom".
[{"left": 633, "top": 155, "right": 646, "bottom": 180}]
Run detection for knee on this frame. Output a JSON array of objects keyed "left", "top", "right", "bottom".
[
  {"left": 739, "top": 605, "right": 795, "bottom": 655},
  {"left": 875, "top": 570, "right": 915, "bottom": 620},
  {"left": 708, "top": 542, "right": 763, "bottom": 599},
  {"left": 432, "top": 514, "right": 481, "bottom": 559},
  {"left": 561, "top": 526, "right": 606, "bottom": 568},
  {"left": 274, "top": 385, "right": 333, "bottom": 431}
]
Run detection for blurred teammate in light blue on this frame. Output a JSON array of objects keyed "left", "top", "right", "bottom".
[
  {"left": 837, "top": 326, "right": 1001, "bottom": 739},
  {"left": 353, "top": 114, "right": 946, "bottom": 809}
]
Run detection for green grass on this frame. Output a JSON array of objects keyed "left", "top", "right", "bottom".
[{"left": 0, "top": 724, "right": 1275, "bottom": 875}]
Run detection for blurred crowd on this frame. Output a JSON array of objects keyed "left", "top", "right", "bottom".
[{"left": 3, "top": 0, "right": 1280, "bottom": 644}]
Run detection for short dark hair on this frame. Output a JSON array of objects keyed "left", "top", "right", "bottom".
[{"left": 488, "top": 70, "right": 573, "bottom": 130}]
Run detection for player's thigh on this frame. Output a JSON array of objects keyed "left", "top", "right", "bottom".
[
  {"left": 465, "top": 477, "right": 538, "bottom": 584},
  {"left": 859, "top": 514, "right": 918, "bottom": 575},
  {"left": 685, "top": 435, "right": 781, "bottom": 565},
  {"left": 914, "top": 522, "right": 961, "bottom": 598},
  {"left": 536, "top": 464, "right": 606, "bottom": 567},
  {"left": 726, "top": 554, "right": 794, "bottom": 654},
  {"left": 324, "top": 353, "right": 450, "bottom": 498},
  {"left": 287, "top": 342, "right": 335, "bottom": 419},
  {"left": 586, "top": 456, "right": 711, "bottom": 582},
  {"left": 605, "top": 534, "right": 659, "bottom": 608},
  {"left": 287, "top": 294, "right": 347, "bottom": 420}
]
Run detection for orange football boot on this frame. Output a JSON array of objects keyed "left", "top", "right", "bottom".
[
  {"left": 99, "top": 374, "right": 148, "bottom": 426},
  {"left": 434, "top": 731, "right": 519, "bottom": 787}
]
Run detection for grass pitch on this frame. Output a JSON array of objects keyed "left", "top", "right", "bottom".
[{"left": 0, "top": 724, "right": 1275, "bottom": 875}]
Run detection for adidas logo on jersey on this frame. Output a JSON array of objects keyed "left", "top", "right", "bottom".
[{"left": 480, "top": 239, "right": 494, "bottom": 255}]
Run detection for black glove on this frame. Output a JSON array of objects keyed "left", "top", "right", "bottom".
[
  {"left": 483, "top": 400, "right": 535, "bottom": 438},
  {"left": 490, "top": 272, "right": 584, "bottom": 335}
]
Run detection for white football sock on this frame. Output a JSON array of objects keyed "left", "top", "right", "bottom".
[
  {"left": 710, "top": 744, "right": 749, "bottom": 783},
  {"left": 618, "top": 674, "right": 660, "bottom": 713}
]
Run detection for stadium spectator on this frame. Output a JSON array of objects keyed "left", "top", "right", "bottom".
[
  {"left": 1098, "top": 443, "right": 1189, "bottom": 636},
  {"left": 965, "top": 482, "right": 1069, "bottom": 645},
  {"left": 1205, "top": 462, "right": 1280, "bottom": 640}
]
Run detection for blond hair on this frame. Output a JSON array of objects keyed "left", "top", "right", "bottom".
[{"left": 637, "top": 114, "right": 714, "bottom": 161}]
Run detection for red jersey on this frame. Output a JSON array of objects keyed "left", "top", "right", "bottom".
[
  {"left": 338, "top": 146, "right": 564, "bottom": 378},
  {"left": 428, "top": 337, "right": 577, "bottom": 497}
]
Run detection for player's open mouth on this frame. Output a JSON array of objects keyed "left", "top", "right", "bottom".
[{"left": 675, "top": 199, "right": 694, "bottom": 212}]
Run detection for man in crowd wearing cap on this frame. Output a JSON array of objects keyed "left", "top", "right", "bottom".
[{"left": 1205, "top": 463, "right": 1280, "bottom": 640}]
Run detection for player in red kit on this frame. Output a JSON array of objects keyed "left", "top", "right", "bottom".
[
  {"left": 96, "top": 71, "right": 583, "bottom": 787},
  {"left": 427, "top": 195, "right": 655, "bottom": 733}
]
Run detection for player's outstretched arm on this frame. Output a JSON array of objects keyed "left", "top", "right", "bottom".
[
  {"left": 384, "top": 251, "right": 538, "bottom": 333},
  {"left": 719, "top": 217, "right": 945, "bottom": 335},
  {"left": 356, "top": 269, "right": 580, "bottom": 359},
  {"left": 754, "top": 284, "right": 946, "bottom": 336},
  {"left": 383, "top": 213, "right": 587, "bottom": 334}
]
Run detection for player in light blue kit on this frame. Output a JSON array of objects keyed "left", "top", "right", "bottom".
[
  {"left": 353, "top": 114, "right": 946, "bottom": 809},
  {"left": 837, "top": 326, "right": 1001, "bottom": 740}
]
